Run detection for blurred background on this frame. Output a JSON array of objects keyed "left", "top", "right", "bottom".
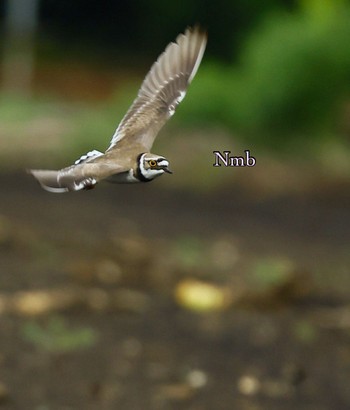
[{"left": 0, "top": 0, "right": 349, "bottom": 409}]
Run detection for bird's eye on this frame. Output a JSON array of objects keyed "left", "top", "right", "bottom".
[{"left": 149, "top": 160, "right": 157, "bottom": 167}]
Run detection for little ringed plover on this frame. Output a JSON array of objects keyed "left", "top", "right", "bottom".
[{"left": 29, "top": 26, "right": 207, "bottom": 193}]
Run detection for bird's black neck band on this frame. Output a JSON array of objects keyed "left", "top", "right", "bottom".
[{"left": 136, "top": 153, "right": 152, "bottom": 182}]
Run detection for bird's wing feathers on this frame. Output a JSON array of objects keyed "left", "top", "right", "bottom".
[
  {"left": 74, "top": 149, "right": 104, "bottom": 165},
  {"left": 107, "top": 26, "right": 207, "bottom": 152}
]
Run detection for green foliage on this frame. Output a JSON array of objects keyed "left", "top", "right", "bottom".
[
  {"left": 180, "top": 6, "right": 350, "bottom": 149},
  {"left": 178, "top": 63, "right": 232, "bottom": 125},
  {"left": 240, "top": 8, "right": 350, "bottom": 140},
  {"left": 22, "top": 316, "right": 98, "bottom": 353}
]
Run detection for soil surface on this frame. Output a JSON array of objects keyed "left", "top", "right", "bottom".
[{"left": 0, "top": 171, "right": 349, "bottom": 410}]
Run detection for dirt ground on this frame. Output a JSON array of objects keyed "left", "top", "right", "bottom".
[{"left": 0, "top": 171, "right": 349, "bottom": 410}]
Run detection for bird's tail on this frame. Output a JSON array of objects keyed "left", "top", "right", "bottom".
[
  {"left": 28, "top": 169, "right": 70, "bottom": 193},
  {"left": 28, "top": 168, "right": 98, "bottom": 193}
]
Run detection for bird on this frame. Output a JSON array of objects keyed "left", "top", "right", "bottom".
[{"left": 29, "top": 26, "right": 207, "bottom": 193}]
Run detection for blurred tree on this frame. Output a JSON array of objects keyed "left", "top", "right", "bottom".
[
  {"left": 179, "top": 0, "right": 350, "bottom": 150},
  {"left": 2, "top": 0, "right": 39, "bottom": 95}
]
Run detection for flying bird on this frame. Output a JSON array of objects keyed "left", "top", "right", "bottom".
[{"left": 29, "top": 27, "right": 207, "bottom": 193}]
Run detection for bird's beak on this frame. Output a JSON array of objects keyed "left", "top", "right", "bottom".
[{"left": 164, "top": 167, "right": 173, "bottom": 174}]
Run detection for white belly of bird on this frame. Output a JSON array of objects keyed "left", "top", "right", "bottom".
[{"left": 107, "top": 169, "right": 140, "bottom": 184}]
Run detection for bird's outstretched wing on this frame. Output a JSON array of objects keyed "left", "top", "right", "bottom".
[{"left": 107, "top": 26, "right": 207, "bottom": 152}]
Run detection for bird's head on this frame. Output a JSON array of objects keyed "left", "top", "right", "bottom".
[{"left": 137, "top": 153, "right": 172, "bottom": 181}]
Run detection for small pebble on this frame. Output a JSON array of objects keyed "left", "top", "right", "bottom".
[
  {"left": 237, "top": 375, "right": 261, "bottom": 396},
  {"left": 186, "top": 369, "right": 208, "bottom": 389},
  {"left": 175, "top": 279, "right": 230, "bottom": 312}
]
